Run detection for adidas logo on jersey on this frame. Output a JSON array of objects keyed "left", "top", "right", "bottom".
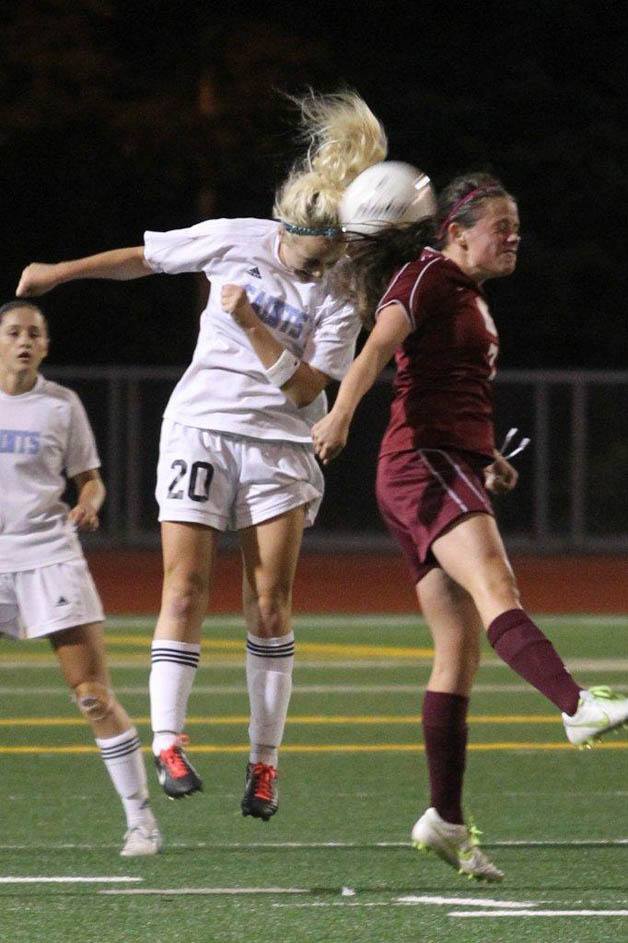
[
  {"left": 247, "top": 266, "right": 262, "bottom": 279},
  {"left": 56, "top": 596, "right": 69, "bottom": 606}
]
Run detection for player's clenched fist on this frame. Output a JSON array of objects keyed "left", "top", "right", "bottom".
[
  {"left": 221, "top": 284, "right": 257, "bottom": 329},
  {"left": 68, "top": 503, "right": 100, "bottom": 532},
  {"left": 484, "top": 452, "right": 519, "bottom": 494},
  {"left": 312, "top": 412, "right": 351, "bottom": 465},
  {"left": 16, "top": 263, "right": 59, "bottom": 298}
]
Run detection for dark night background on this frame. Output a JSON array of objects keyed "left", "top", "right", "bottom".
[{"left": 1, "top": 0, "right": 626, "bottom": 370}]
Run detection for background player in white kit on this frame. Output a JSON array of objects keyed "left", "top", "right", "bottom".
[
  {"left": 16, "top": 90, "right": 387, "bottom": 819},
  {"left": 0, "top": 300, "right": 161, "bottom": 855}
]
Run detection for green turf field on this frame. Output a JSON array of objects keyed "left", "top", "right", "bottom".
[{"left": 0, "top": 614, "right": 626, "bottom": 943}]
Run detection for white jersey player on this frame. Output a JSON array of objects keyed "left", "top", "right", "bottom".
[
  {"left": 0, "top": 301, "right": 161, "bottom": 856},
  {"left": 16, "top": 89, "right": 388, "bottom": 819}
]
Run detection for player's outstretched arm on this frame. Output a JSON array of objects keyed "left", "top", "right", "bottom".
[
  {"left": 312, "top": 302, "right": 410, "bottom": 464},
  {"left": 16, "top": 247, "right": 153, "bottom": 297}
]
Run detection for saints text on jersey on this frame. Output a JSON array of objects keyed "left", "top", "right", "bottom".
[
  {"left": 245, "top": 284, "right": 310, "bottom": 340},
  {"left": 0, "top": 430, "right": 41, "bottom": 454}
]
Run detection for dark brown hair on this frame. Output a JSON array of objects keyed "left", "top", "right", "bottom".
[
  {"left": 336, "top": 171, "right": 515, "bottom": 329},
  {"left": 0, "top": 300, "right": 48, "bottom": 331},
  {"left": 434, "top": 172, "right": 513, "bottom": 248},
  {"left": 332, "top": 219, "right": 436, "bottom": 329}
]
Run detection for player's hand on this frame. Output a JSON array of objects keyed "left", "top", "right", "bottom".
[
  {"left": 221, "top": 284, "right": 257, "bottom": 329},
  {"left": 16, "top": 263, "right": 60, "bottom": 298},
  {"left": 312, "top": 411, "right": 351, "bottom": 465},
  {"left": 484, "top": 452, "right": 518, "bottom": 494},
  {"left": 68, "top": 504, "right": 100, "bottom": 531}
]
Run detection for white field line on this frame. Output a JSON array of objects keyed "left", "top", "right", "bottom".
[
  {"left": 99, "top": 886, "right": 309, "bottom": 896},
  {"left": 0, "top": 839, "right": 626, "bottom": 851},
  {"left": 451, "top": 909, "right": 628, "bottom": 917},
  {"left": 0, "top": 684, "right": 562, "bottom": 695},
  {"left": 5, "top": 790, "right": 625, "bottom": 803},
  {"left": 104, "top": 892, "right": 624, "bottom": 909},
  {"left": 272, "top": 902, "right": 390, "bottom": 908},
  {"left": 395, "top": 895, "right": 536, "bottom": 907},
  {"left": 1, "top": 660, "right": 627, "bottom": 673},
  {"left": 0, "top": 683, "right": 625, "bottom": 696},
  {"left": 273, "top": 901, "right": 628, "bottom": 912},
  {"left": 0, "top": 876, "right": 141, "bottom": 884}
]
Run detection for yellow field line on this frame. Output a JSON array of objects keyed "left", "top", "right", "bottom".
[
  {"left": 0, "top": 713, "right": 564, "bottom": 727},
  {"left": 0, "top": 641, "right": 435, "bottom": 664},
  {"left": 102, "top": 637, "right": 436, "bottom": 659},
  {"left": 0, "top": 741, "right": 626, "bottom": 755}
]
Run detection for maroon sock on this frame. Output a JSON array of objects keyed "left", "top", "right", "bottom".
[
  {"left": 422, "top": 690, "right": 468, "bottom": 825},
  {"left": 487, "top": 609, "right": 581, "bottom": 715}
]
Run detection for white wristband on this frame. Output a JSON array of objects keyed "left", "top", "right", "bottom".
[{"left": 264, "top": 349, "right": 300, "bottom": 387}]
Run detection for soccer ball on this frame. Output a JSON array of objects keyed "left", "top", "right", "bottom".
[{"left": 339, "top": 161, "right": 437, "bottom": 236}]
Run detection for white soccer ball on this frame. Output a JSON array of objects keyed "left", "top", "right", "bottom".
[{"left": 339, "top": 161, "right": 437, "bottom": 236}]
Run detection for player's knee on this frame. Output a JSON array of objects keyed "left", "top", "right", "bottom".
[
  {"left": 163, "top": 571, "right": 208, "bottom": 620},
  {"left": 249, "top": 593, "right": 290, "bottom": 637},
  {"left": 462, "top": 644, "right": 481, "bottom": 684},
  {"left": 477, "top": 558, "right": 520, "bottom": 606},
  {"left": 432, "top": 644, "right": 479, "bottom": 691},
  {"left": 73, "top": 680, "right": 114, "bottom": 722}
]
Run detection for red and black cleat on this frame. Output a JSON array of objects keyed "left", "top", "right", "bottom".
[
  {"left": 154, "top": 736, "right": 203, "bottom": 799},
  {"left": 241, "top": 762, "right": 278, "bottom": 821}
]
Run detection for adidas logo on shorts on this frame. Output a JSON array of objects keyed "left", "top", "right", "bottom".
[
  {"left": 56, "top": 596, "right": 70, "bottom": 606},
  {"left": 247, "top": 266, "right": 262, "bottom": 279}
]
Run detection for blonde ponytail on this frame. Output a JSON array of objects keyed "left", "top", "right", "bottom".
[{"left": 273, "top": 90, "right": 387, "bottom": 232}]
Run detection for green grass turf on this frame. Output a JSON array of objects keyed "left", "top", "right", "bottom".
[{"left": 0, "top": 615, "right": 626, "bottom": 942}]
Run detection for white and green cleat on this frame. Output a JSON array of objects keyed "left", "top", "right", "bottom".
[
  {"left": 120, "top": 823, "right": 163, "bottom": 857},
  {"left": 562, "top": 686, "right": 628, "bottom": 747},
  {"left": 411, "top": 807, "right": 504, "bottom": 882}
]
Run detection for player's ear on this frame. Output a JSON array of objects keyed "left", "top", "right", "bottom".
[
  {"left": 455, "top": 225, "right": 468, "bottom": 249},
  {"left": 448, "top": 222, "right": 467, "bottom": 249}
]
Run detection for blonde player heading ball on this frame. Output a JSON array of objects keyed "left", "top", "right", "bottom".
[
  {"left": 0, "top": 301, "right": 161, "bottom": 856},
  {"left": 17, "top": 89, "right": 390, "bottom": 821}
]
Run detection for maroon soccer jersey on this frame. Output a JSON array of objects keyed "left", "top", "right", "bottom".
[{"left": 376, "top": 248, "right": 499, "bottom": 460}]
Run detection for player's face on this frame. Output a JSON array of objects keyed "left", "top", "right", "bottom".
[
  {"left": 279, "top": 232, "right": 345, "bottom": 281},
  {"left": 0, "top": 308, "right": 49, "bottom": 375},
  {"left": 460, "top": 197, "right": 520, "bottom": 281}
]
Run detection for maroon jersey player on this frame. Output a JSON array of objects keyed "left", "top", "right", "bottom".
[
  {"left": 379, "top": 246, "right": 498, "bottom": 461},
  {"left": 313, "top": 171, "right": 628, "bottom": 882},
  {"left": 375, "top": 242, "right": 500, "bottom": 586}
]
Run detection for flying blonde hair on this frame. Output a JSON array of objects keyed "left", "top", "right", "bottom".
[{"left": 273, "top": 90, "right": 388, "bottom": 234}]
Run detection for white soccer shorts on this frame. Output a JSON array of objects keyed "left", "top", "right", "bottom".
[
  {"left": 155, "top": 420, "right": 324, "bottom": 531},
  {"left": 0, "top": 557, "right": 105, "bottom": 640}
]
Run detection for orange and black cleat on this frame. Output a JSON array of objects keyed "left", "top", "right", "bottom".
[
  {"left": 154, "top": 736, "right": 203, "bottom": 799},
  {"left": 241, "top": 762, "right": 278, "bottom": 821}
]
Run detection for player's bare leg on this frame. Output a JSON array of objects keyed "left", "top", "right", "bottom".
[
  {"left": 52, "top": 623, "right": 161, "bottom": 855},
  {"left": 432, "top": 513, "right": 581, "bottom": 713},
  {"left": 433, "top": 512, "right": 628, "bottom": 743},
  {"left": 419, "top": 567, "right": 481, "bottom": 699},
  {"left": 150, "top": 521, "right": 217, "bottom": 797},
  {"left": 410, "top": 570, "right": 502, "bottom": 880},
  {"left": 238, "top": 507, "right": 305, "bottom": 820}
]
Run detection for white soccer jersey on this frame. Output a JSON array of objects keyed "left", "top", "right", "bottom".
[
  {"left": 0, "top": 376, "right": 100, "bottom": 572},
  {"left": 144, "top": 218, "right": 360, "bottom": 442}
]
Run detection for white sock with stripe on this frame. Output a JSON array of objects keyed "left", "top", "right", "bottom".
[
  {"left": 149, "top": 639, "right": 201, "bottom": 755},
  {"left": 246, "top": 631, "right": 295, "bottom": 767},
  {"left": 96, "top": 727, "right": 155, "bottom": 829}
]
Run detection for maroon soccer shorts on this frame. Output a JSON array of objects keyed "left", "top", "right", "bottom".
[{"left": 376, "top": 447, "right": 494, "bottom": 584}]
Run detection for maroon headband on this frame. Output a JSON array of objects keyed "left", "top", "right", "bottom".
[{"left": 437, "top": 184, "right": 502, "bottom": 240}]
